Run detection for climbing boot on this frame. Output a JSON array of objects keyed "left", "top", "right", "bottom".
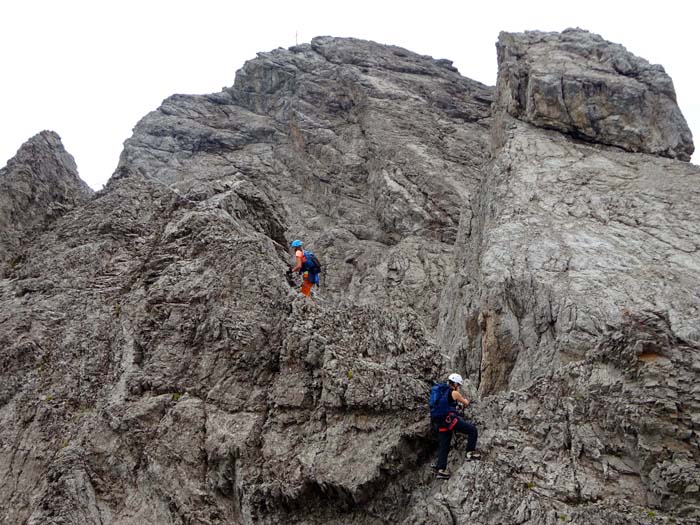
[
  {"left": 465, "top": 450, "right": 482, "bottom": 461},
  {"left": 435, "top": 469, "right": 451, "bottom": 480}
]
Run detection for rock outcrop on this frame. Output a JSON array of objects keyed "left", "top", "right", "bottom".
[
  {"left": 496, "top": 29, "right": 694, "bottom": 160},
  {"left": 1, "top": 38, "right": 487, "bottom": 524},
  {"left": 0, "top": 131, "right": 93, "bottom": 271},
  {"left": 1, "top": 31, "right": 699, "bottom": 525},
  {"left": 431, "top": 29, "right": 700, "bottom": 523},
  {"left": 117, "top": 36, "right": 493, "bottom": 328}
]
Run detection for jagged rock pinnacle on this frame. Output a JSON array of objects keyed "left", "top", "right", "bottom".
[{"left": 0, "top": 130, "right": 92, "bottom": 270}]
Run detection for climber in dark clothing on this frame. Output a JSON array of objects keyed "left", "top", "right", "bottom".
[{"left": 433, "top": 373, "right": 480, "bottom": 480}]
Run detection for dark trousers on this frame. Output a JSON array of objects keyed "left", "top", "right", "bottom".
[{"left": 436, "top": 417, "right": 478, "bottom": 470}]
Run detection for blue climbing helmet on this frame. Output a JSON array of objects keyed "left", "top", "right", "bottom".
[{"left": 290, "top": 240, "right": 322, "bottom": 275}]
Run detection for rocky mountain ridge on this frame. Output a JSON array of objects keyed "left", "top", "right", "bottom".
[{"left": 1, "top": 29, "right": 698, "bottom": 524}]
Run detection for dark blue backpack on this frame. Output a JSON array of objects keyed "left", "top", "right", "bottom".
[
  {"left": 429, "top": 383, "right": 452, "bottom": 419},
  {"left": 302, "top": 250, "right": 322, "bottom": 274}
]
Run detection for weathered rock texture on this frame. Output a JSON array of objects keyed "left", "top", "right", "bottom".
[
  {"left": 1, "top": 30, "right": 699, "bottom": 525},
  {"left": 433, "top": 29, "right": 700, "bottom": 523},
  {"left": 0, "top": 131, "right": 93, "bottom": 270},
  {"left": 117, "top": 35, "right": 493, "bottom": 328},
  {"left": 496, "top": 29, "right": 694, "bottom": 160}
]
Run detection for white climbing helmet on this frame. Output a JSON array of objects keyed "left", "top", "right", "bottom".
[{"left": 448, "top": 373, "right": 463, "bottom": 385}]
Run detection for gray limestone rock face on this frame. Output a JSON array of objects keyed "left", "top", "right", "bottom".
[
  {"left": 440, "top": 118, "right": 700, "bottom": 396},
  {"left": 0, "top": 168, "right": 445, "bottom": 524},
  {"left": 1, "top": 32, "right": 699, "bottom": 525},
  {"left": 418, "top": 311, "right": 700, "bottom": 524},
  {"left": 496, "top": 29, "right": 694, "bottom": 161},
  {"left": 431, "top": 29, "right": 700, "bottom": 525},
  {"left": 117, "top": 35, "right": 493, "bottom": 329},
  {"left": 0, "top": 38, "right": 487, "bottom": 524},
  {"left": 0, "top": 131, "right": 93, "bottom": 271}
]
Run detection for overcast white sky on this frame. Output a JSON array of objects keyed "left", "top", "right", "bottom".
[{"left": 1, "top": 0, "right": 697, "bottom": 189}]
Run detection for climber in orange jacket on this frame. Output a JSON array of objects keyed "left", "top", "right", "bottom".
[{"left": 289, "top": 239, "right": 321, "bottom": 297}]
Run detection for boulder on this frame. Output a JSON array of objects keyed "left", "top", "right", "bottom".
[{"left": 495, "top": 28, "right": 694, "bottom": 160}]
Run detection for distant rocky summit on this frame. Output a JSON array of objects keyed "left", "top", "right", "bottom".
[
  {"left": 1, "top": 29, "right": 698, "bottom": 524},
  {"left": 0, "top": 130, "right": 92, "bottom": 270}
]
